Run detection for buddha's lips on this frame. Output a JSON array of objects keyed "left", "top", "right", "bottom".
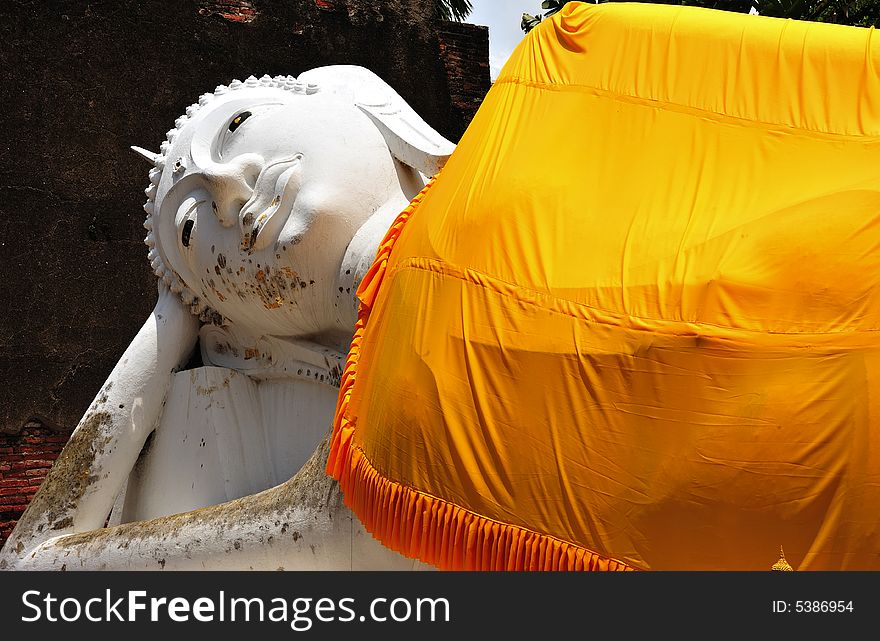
[
  {"left": 246, "top": 223, "right": 261, "bottom": 253},
  {"left": 237, "top": 155, "right": 301, "bottom": 248},
  {"left": 240, "top": 209, "right": 269, "bottom": 252}
]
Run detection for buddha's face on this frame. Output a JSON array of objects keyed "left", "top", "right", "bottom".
[{"left": 149, "top": 81, "right": 405, "bottom": 341}]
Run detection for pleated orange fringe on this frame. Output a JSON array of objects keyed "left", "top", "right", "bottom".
[{"left": 327, "top": 180, "right": 634, "bottom": 571}]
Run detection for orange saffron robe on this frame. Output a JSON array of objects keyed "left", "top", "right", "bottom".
[{"left": 328, "top": 2, "right": 880, "bottom": 570}]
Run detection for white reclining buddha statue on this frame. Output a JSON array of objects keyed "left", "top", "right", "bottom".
[
  {"left": 0, "top": 65, "right": 452, "bottom": 570},
  {"left": 9, "top": 2, "right": 880, "bottom": 572}
]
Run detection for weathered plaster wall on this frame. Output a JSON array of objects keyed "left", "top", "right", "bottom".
[{"left": 0, "top": 0, "right": 489, "bottom": 546}]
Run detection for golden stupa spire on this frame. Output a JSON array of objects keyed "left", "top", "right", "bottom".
[{"left": 771, "top": 545, "right": 793, "bottom": 571}]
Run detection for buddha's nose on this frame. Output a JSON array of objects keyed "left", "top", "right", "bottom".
[{"left": 201, "top": 153, "right": 264, "bottom": 230}]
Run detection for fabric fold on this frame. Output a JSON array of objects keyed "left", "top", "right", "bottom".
[{"left": 328, "top": 3, "right": 880, "bottom": 570}]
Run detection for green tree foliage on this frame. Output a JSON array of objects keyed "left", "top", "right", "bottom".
[
  {"left": 437, "top": 0, "right": 474, "bottom": 21},
  {"left": 521, "top": 0, "right": 880, "bottom": 33},
  {"left": 757, "top": 0, "right": 880, "bottom": 24},
  {"left": 522, "top": 0, "right": 567, "bottom": 31}
]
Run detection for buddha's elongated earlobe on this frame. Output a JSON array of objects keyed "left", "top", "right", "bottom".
[
  {"left": 297, "top": 65, "right": 455, "bottom": 177},
  {"left": 356, "top": 102, "right": 455, "bottom": 177}
]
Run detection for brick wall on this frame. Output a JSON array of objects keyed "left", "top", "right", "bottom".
[
  {"left": 436, "top": 21, "right": 492, "bottom": 141},
  {"left": 0, "top": 424, "right": 71, "bottom": 546}
]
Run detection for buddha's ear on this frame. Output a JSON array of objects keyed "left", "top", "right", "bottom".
[{"left": 297, "top": 65, "right": 456, "bottom": 177}]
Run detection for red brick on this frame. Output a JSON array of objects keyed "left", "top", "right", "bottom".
[
  {"left": 0, "top": 487, "right": 24, "bottom": 502},
  {"left": 37, "top": 453, "right": 59, "bottom": 462},
  {"left": 436, "top": 23, "right": 490, "bottom": 138},
  {"left": 6, "top": 467, "right": 51, "bottom": 480},
  {"left": 24, "top": 460, "right": 57, "bottom": 468},
  {"left": 15, "top": 446, "right": 57, "bottom": 455},
  {"left": 0, "top": 502, "right": 29, "bottom": 511},
  {"left": 10, "top": 460, "right": 47, "bottom": 470},
  {"left": 0, "top": 479, "right": 30, "bottom": 489}
]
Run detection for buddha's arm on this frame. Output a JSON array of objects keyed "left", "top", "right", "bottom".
[
  {"left": 2, "top": 432, "right": 417, "bottom": 570},
  {"left": 0, "top": 283, "right": 199, "bottom": 567}
]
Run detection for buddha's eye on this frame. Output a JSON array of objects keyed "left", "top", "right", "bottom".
[
  {"left": 181, "top": 219, "right": 195, "bottom": 247},
  {"left": 215, "top": 103, "right": 283, "bottom": 160},
  {"left": 228, "top": 111, "right": 252, "bottom": 133}
]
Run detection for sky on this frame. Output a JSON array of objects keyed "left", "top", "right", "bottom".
[{"left": 468, "top": 0, "right": 544, "bottom": 80}]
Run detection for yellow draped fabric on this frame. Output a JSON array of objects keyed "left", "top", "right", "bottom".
[{"left": 328, "top": 2, "right": 880, "bottom": 570}]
